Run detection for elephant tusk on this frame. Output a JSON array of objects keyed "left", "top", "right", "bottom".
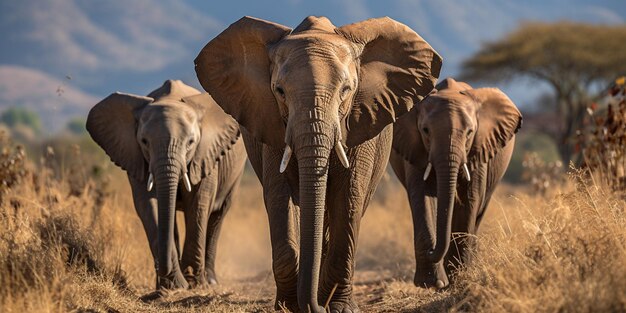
[
  {"left": 463, "top": 163, "right": 471, "bottom": 181},
  {"left": 183, "top": 172, "right": 192, "bottom": 192},
  {"left": 279, "top": 145, "right": 292, "bottom": 173},
  {"left": 147, "top": 173, "right": 154, "bottom": 192},
  {"left": 423, "top": 163, "right": 432, "bottom": 181},
  {"left": 335, "top": 141, "right": 350, "bottom": 168}
]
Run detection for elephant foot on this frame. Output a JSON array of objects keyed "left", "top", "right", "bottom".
[
  {"left": 204, "top": 269, "right": 218, "bottom": 285},
  {"left": 182, "top": 266, "right": 218, "bottom": 288},
  {"left": 413, "top": 262, "right": 449, "bottom": 290},
  {"left": 275, "top": 292, "right": 298, "bottom": 312},
  {"left": 158, "top": 270, "right": 189, "bottom": 290},
  {"left": 326, "top": 298, "right": 360, "bottom": 313},
  {"left": 275, "top": 298, "right": 298, "bottom": 312}
]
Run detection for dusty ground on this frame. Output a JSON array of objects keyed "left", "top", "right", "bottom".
[
  {"left": 1, "top": 145, "right": 625, "bottom": 312},
  {"left": 119, "top": 169, "right": 456, "bottom": 312}
]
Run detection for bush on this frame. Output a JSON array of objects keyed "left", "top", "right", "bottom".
[{"left": 0, "top": 107, "right": 41, "bottom": 134}]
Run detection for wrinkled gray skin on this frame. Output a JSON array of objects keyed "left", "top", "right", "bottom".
[
  {"left": 195, "top": 16, "right": 441, "bottom": 313},
  {"left": 86, "top": 80, "right": 245, "bottom": 290},
  {"left": 390, "top": 78, "right": 522, "bottom": 289}
]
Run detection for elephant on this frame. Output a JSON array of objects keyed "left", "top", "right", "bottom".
[
  {"left": 194, "top": 16, "right": 441, "bottom": 313},
  {"left": 86, "top": 80, "right": 246, "bottom": 290},
  {"left": 390, "top": 77, "right": 522, "bottom": 289}
]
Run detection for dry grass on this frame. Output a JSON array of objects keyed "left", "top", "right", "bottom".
[{"left": 1, "top": 134, "right": 625, "bottom": 312}]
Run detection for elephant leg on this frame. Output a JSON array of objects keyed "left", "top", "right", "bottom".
[
  {"left": 203, "top": 187, "right": 235, "bottom": 285},
  {"left": 318, "top": 194, "right": 362, "bottom": 313},
  {"left": 180, "top": 176, "right": 217, "bottom": 288},
  {"left": 445, "top": 183, "right": 485, "bottom": 279},
  {"left": 128, "top": 175, "right": 184, "bottom": 289},
  {"left": 319, "top": 134, "right": 390, "bottom": 312},
  {"left": 475, "top": 192, "right": 493, "bottom": 231},
  {"left": 444, "top": 202, "right": 477, "bottom": 279},
  {"left": 264, "top": 184, "right": 300, "bottom": 311},
  {"left": 243, "top": 130, "right": 299, "bottom": 311}
]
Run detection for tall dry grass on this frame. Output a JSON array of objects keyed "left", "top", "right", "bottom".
[
  {"left": 450, "top": 169, "right": 626, "bottom": 312},
  {"left": 0, "top": 129, "right": 625, "bottom": 312}
]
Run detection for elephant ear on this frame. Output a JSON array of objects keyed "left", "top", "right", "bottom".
[
  {"left": 336, "top": 17, "right": 442, "bottom": 147},
  {"left": 194, "top": 16, "right": 291, "bottom": 148},
  {"left": 392, "top": 107, "right": 428, "bottom": 167},
  {"left": 182, "top": 93, "right": 241, "bottom": 185},
  {"left": 463, "top": 88, "right": 522, "bottom": 168},
  {"left": 86, "top": 92, "right": 153, "bottom": 181}
]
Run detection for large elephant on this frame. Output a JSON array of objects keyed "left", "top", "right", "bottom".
[
  {"left": 195, "top": 16, "right": 441, "bottom": 313},
  {"left": 390, "top": 78, "right": 522, "bottom": 289},
  {"left": 86, "top": 80, "right": 245, "bottom": 290}
]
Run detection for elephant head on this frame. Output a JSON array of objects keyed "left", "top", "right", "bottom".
[
  {"left": 86, "top": 80, "right": 239, "bottom": 288},
  {"left": 393, "top": 77, "right": 521, "bottom": 287},
  {"left": 195, "top": 16, "right": 441, "bottom": 311}
]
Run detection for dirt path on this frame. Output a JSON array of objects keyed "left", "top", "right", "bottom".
[{"left": 135, "top": 269, "right": 455, "bottom": 312}]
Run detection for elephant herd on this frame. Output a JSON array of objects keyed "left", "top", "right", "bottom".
[{"left": 86, "top": 16, "right": 521, "bottom": 313}]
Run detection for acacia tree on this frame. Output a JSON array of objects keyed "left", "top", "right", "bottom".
[{"left": 460, "top": 21, "right": 626, "bottom": 165}]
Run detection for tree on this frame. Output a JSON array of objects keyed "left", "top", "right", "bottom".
[
  {"left": 0, "top": 107, "right": 42, "bottom": 134},
  {"left": 460, "top": 21, "right": 626, "bottom": 165},
  {"left": 66, "top": 117, "right": 87, "bottom": 135}
]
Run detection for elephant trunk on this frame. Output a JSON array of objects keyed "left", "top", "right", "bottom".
[
  {"left": 292, "top": 109, "right": 333, "bottom": 313},
  {"left": 154, "top": 142, "right": 187, "bottom": 289},
  {"left": 428, "top": 148, "right": 462, "bottom": 264}
]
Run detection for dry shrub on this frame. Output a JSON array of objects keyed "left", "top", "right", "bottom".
[
  {"left": 447, "top": 169, "right": 626, "bottom": 312},
  {"left": 579, "top": 76, "right": 626, "bottom": 191},
  {"left": 0, "top": 131, "right": 28, "bottom": 203},
  {"left": 0, "top": 138, "right": 274, "bottom": 312},
  {"left": 0, "top": 140, "right": 131, "bottom": 312},
  {"left": 521, "top": 152, "right": 564, "bottom": 196}
]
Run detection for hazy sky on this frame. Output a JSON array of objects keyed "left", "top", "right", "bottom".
[{"left": 0, "top": 0, "right": 624, "bottom": 131}]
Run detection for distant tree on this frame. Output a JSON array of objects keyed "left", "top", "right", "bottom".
[
  {"left": 460, "top": 21, "right": 626, "bottom": 165},
  {"left": 0, "top": 107, "right": 42, "bottom": 134},
  {"left": 66, "top": 117, "right": 87, "bottom": 135}
]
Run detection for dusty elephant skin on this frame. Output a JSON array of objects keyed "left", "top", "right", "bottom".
[
  {"left": 195, "top": 16, "right": 441, "bottom": 313},
  {"left": 390, "top": 78, "right": 522, "bottom": 289},
  {"left": 86, "top": 80, "right": 246, "bottom": 292}
]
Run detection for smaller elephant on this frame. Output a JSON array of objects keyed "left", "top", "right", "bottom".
[
  {"left": 390, "top": 78, "right": 522, "bottom": 289},
  {"left": 86, "top": 80, "right": 246, "bottom": 290}
]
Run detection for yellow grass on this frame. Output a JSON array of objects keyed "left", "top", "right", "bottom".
[{"left": 1, "top": 138, "right": 625, "bottom": 312}]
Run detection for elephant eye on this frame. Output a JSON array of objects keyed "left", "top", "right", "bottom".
[
  {"left": 141, "top": 138, "right": 148, "bottom": 146},
  {"left": 275, "top": 86, "right": 285, "bottom": 98},
  {"left": 188, "top": 138, "right": 194, "bottom": 146},
  {"left": 340, "top": 85, "right": 351, "bottom": 101},
  {"left": 467, "top": 129, "right": 473, "bottom": 137},
  {"left": 422, "top": 127, "right": 429, "bottom": 135}
]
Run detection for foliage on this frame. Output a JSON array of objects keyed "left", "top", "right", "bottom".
[
  {"left": 504, "top": 130, "right": 560, "bottom": 183},
  {"left": 0, "top": 107, "right": 42, "bottom": 134},
  {"left": 66, "top": 117, "right": 87, "bottom": 135},
  {"left": 0, "top": 131, "right": 28, "bottom": 203},
  {"left": 578, "top": 76, "right": 626, "bottom": 191},
  {"left": 461, "top": 21, "right": 626, "bottom": 165},
  {"left": 520, "top": 151, "right": 564, "bottom": 194}
]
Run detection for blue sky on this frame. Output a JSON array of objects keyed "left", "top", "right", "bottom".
[{"left": 0, "top": 0, "right": 624, "bottom": 131}]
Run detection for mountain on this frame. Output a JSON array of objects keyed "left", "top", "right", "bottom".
[
  {"left": 0, "top": 0, "right": 222, "bottom": 95},
  {"left": 0, "top": 65, "right": 98, "bottom": 132},
  {"left": 0, "top": 0, "right": 624, "bottom": 133}
]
